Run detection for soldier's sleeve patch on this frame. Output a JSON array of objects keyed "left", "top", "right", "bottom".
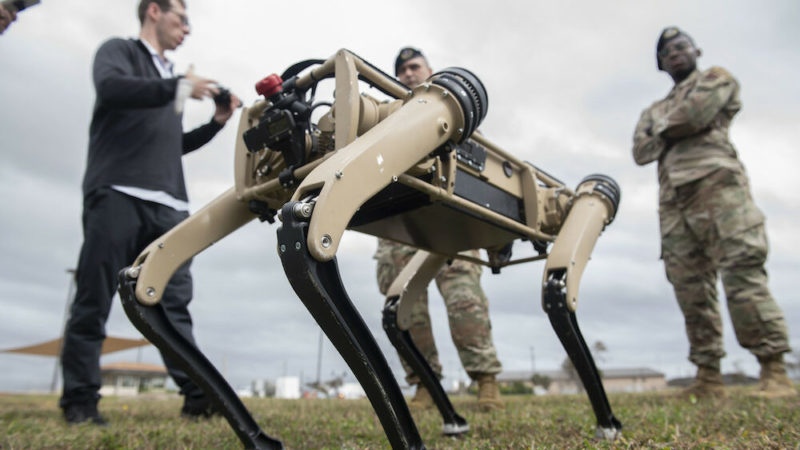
[{"left": 702, "top": 67, "right": 731, "bottom": 82}]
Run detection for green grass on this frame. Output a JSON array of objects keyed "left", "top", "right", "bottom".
[{"left": 1, "top": 388, "right": 798, "bottom": 449}]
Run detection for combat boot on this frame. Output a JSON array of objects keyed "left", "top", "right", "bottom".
[
  {"left": 408, "top": 384, "right": 434, "bottom": 409},
  {"left": 476, "top": 373, "right": 504, "bottom": 411},
  {"left": 679, "top": 366, "right": 727, "bottom": 399},
  {"left": 749, "top": 354, "right": 797, "bottom": 398}
]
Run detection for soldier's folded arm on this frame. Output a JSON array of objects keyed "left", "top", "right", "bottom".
[
  {"left": 632, "top": 109, "right": 666, "bottom": 166},
  {"left": 656, "top": 67, "right": 737, "bottom": 139}
]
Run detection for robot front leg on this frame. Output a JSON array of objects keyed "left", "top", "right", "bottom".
[
  {"left": 118, "top": 273, "right": 283, "bottom": 449},
  {"left": 117, "top": 188, "right": 281, "bottom": 449},
  {"left": 382, "top": 250, "right": 469, "bottom": 436},
  {"left": 277, "top": 202, "right": 425, "bottom": 450},
  {"left": 542, "top": 175, "right": 622, "bottom": 439}
]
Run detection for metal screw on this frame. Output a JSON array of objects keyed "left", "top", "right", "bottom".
[
  {"left": 392, "top": 175, "right": 398, "bottom": 182},
  {"left": 295, "top": 242, "right": 302, "bottom": 250},
  {"left": 126, "top": 266, "right": 141, "bottom": 279},
  {"left": 335, "top": 170, "right": 343, "bottom": 179},
  {"left": 321, "top": 235, "right": 332, "bottom": 248},
  {"left": 279, "top": 244, "right": 286, "bottom": 253},
  {"left": 293, "top": 202, "right": 313, "bottom": 219},
  {"left": 158, "top": 243, "right": 164, "bottom": 249},
  {"left": 146, "top": 287, "right": 156, "bottom": 297},
  {"left": 442, "top": 91, "right": 449, "bottom": 97},
  {"left": 440, "top": 176, "right": 447, "bottom": 183}
]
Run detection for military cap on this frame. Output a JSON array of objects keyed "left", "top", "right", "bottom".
[
  {"left": 656, "top": 26, "right": 695, "bottom": 70},
  {"left": 395, "top": 47, "right": 426, "bottom": 75}
]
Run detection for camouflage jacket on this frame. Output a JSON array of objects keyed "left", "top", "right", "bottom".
[{"left": 633, "top": 67, "right": 745, "bottom": 201}]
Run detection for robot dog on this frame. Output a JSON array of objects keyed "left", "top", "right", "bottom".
[{"left": 118, "top": 49, "right": 622, "bottom": 449}]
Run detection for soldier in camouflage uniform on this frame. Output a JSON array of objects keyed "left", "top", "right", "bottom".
[
  {"left": 633, "top": 27, "right": 795, "bottom": 399},
  {"left": 374, "top": 47, "right": 503, "bottom": 411}
]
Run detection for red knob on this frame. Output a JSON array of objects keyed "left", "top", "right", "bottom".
[{"left": 255, "top": 74, "right": 283, "bottom": 98}]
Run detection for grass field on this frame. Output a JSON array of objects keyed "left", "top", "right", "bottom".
[{"left": 1, "top": 388, "right": 798, "bottom": 449}]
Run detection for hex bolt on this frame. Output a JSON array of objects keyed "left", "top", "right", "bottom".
[{"left": 321, "top": 235, "right": 332, "bottom": 248}]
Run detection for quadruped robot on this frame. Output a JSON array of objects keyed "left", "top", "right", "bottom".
[{"left": 118, "top": 49, "right": 622, "bottom": 449}]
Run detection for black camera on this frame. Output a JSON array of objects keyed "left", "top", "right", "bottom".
[{"left": 213, "top": 87, "right": 232, "bottom": 108}]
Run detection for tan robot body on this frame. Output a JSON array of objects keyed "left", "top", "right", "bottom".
[{"left": 118, "top": 49, "right": 622, "bottom": 449}]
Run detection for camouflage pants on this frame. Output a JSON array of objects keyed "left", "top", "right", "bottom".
[
  {"left": 374, "top": 239, "right": 502, "bottom": 384},
  {"left": 659, "top": 168, "right": 790, "bottom": 370}
]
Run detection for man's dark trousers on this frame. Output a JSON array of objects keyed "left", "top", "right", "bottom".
[{"left": 60, "top": 187, "right": 204, "bottom": 408}]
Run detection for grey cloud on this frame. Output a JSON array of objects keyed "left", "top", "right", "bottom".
[{"left": 1, "top": 0, "right": 799, "bottom": 395}]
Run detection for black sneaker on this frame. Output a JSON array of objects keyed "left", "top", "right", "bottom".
[
  {"left": 63, "top": 402, "right": 108, "bottom": 426},
  {"left": 180, "top": 395, "right": 219, "bottom": 419}
]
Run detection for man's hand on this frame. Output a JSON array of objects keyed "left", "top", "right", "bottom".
[
  {"left": 184, "top": 71, "right": 219, "bottom": 100},
  {"left": 0, "top": 4, "right": 18, "bottom": 35},
  {"left": 213, "top": 93, "right": 242, "bottom": 125}
]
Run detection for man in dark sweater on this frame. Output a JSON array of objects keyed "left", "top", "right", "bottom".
[{"left": 60, "top": 0, "right": 241, "bottom": 425}]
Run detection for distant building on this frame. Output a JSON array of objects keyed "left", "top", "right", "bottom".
[
  {"left": 99, "top": 362, "right": 167, "bottom": 397},
  {"left": 668, "top": 373, "right": 758, "bottom": 388},
  {"left": 497, "top": 367, "right": 667, "bottom": 395},
  {"left": 333, "top": 382, "right": 366, "bottom": 399},
  {"left": 275, "top": 376, "right": 301, "bottom": 399},
  {"left": 250, "top": 378, "right": 275, "bottom": 398}
]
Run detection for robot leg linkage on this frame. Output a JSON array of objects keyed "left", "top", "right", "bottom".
[
  {"left": 118, "top": 273, "right": 283, "bottom": 449},
  {"left": 277, "top": 202, "right": 425, "bottom": 450},
  {"left": 382, "top": 250, "right": 469, "bottom": 435},
  {"left": 542, "top": 174, "right": 623, "bottom": 439},
  {"left": 117, "top": 189, "right": 281, "bottom": 449}
]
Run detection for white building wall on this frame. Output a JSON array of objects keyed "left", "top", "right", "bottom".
[{"left": 275, "top": 376, "right": 301, "bottom": 399}]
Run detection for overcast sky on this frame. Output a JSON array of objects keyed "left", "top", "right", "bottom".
[{"left": 1, "top": 1, "right": 798, "bottom": 396}]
